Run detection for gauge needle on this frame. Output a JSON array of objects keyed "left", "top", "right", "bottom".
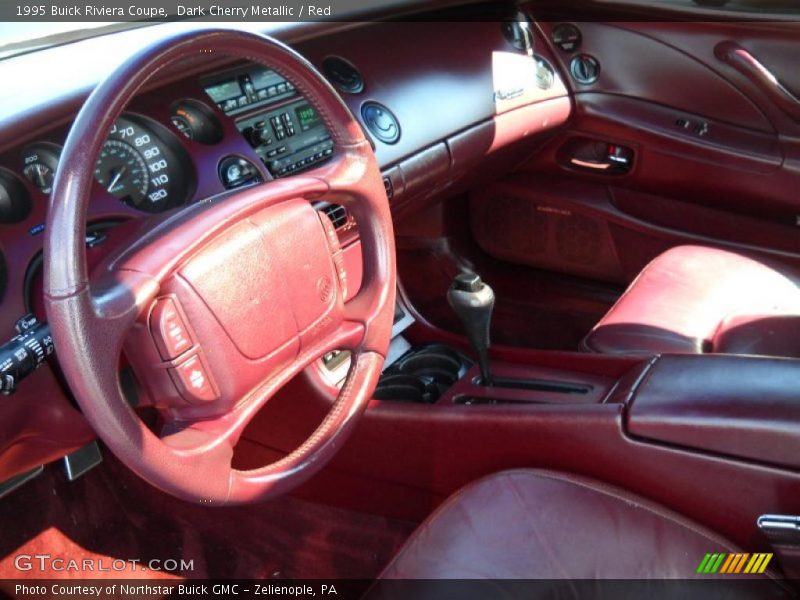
[
  {"left": 106, "top": 166, "right": 126, "bottom": 192},
  {"left": 35, "top": 164, "right": 47, "bottom": 188}
]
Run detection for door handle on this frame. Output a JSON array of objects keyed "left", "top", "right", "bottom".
[
  {"left": 715, "top": 41, "right": 800, "bottom": 122},
  {"left": 565, "top": 142, "right": 633, "bottom": 174},
  {"left": 569, "top": 158, "right": 612, "bottom": 170}
]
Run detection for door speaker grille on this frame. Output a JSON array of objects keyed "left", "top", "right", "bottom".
[{"left": 470, "top": 190, "right": 623, "bottom": 281}]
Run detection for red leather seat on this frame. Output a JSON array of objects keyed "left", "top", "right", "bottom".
[
  {"left": 375, "top": 470, "right": 782, "bottom": 586},
  {"left": 582, "top": 246, "right": 800, "bottom": 357}
]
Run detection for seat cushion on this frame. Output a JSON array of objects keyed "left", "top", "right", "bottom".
[
  {"left": 377, "top": 469, "right": 766, "bottom": 580},
  {"left": 582, "top": 245, "right": 800, "bottom": 356}
]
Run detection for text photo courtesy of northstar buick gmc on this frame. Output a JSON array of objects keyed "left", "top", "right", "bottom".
[{"left": 0, "top": 0, "right": 799, "bottom": 597}]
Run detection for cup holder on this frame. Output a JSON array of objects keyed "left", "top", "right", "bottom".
[
  {"left": 372, "top": 374, "right": 427, "bottom": 403},
  {"left": 373, "top": 344, "right": 471, "bottom": 404}
]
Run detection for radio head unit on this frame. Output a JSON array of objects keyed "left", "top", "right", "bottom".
[
  {"left": 202, "top": 66, "right": 297, "bottom": 115},
  {"left": 202, "top": 66, "right": 334, "bottom": 178}
]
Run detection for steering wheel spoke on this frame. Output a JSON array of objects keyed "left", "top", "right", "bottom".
[{"left": 92, "top": 268, "right": 159, "bottom": 332}]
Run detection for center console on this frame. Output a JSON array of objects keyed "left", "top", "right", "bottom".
[
  {"left": 366, "top": 274, "right": 626, "bottom": 408},
  {"left": 246, "top": 269, "right": 800, "bottom": 561}
]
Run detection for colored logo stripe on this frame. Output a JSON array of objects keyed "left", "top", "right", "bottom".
[
  {"left": 698, "top": 553, "right": 773, "bottom": 575},
  {"left": 720, "top": 554, "right": 736, "bottom": 573}
]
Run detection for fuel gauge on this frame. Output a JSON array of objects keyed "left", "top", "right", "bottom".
[{"left": 22, "top": 143, "right": 61, "bottom": 194}]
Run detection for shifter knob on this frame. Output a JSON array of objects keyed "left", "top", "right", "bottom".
[{"left": 447, "top": 273, "right": 494, "bottom": 385}]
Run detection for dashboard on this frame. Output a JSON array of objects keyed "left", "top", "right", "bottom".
[
  {"left": 0, "top": 61, "right": 340, "bottom": 326},
  {"left": 0, "top": 63, "right": 333, "bottom": 216},
  {"left": 0, "top": 14, "right": 572, "bottom": 484}
]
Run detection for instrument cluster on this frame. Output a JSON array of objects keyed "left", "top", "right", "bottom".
[
  {"left": 0, "top": 107, "right": 207, "bottom": 308},
  {"left": 0, "top": 61, "right": 336, "bottom": 318},
  {"left": 0, "top": 113, "right": 197, "bottom": 223}
]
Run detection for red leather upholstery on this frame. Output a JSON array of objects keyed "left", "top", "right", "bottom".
[
  {"left": 376, "top": 469, "right": 779, "bottom": 581},
  {"left": 582, "top": 246, "right": 800, "bottom": 357}
]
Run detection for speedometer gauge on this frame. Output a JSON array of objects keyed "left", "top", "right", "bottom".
[
  {"left": 95, "top": 140, "right": 150, "bottom": 203},
  {"left": 95, "top": 115, "right": 194, "bottom": 213}
]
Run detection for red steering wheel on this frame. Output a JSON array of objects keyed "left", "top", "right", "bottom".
[{"left": 43, "top": 29, "right": 395, "bottom": 505}]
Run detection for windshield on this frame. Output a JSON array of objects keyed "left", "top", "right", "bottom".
[{"left": 0, "top": 23, "right": 154, "bottom": 60}]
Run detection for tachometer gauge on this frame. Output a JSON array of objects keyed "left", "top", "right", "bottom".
[
  {"left": 22, "top": 143, "right": 61, "bottom": 194},
  {"left": 94, "top": 114, "right": 194, "bottom": 213}
]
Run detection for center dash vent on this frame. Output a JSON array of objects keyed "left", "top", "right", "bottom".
[{"left": 321, "top": 203, "right": 348, "bottom": 230}]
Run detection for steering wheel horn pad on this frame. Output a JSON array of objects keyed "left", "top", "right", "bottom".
[{"left": 43, "top": 30, "right": 395, "bottom": 505}]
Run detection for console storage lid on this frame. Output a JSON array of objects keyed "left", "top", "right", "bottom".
[{"left": 626, "top": 355, "right": 800, "bottom": 469}]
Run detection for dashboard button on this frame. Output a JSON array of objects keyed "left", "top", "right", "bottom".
[
  {"left": 169, "top": 354, "right": 218, "bottom": 404},
  {"left": 150, "top": 298, "right": 194, "bottom": 360}
]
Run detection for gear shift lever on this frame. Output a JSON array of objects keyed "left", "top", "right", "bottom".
[{"left": 447, "top": 273, "right": 494, "bottom": 385}]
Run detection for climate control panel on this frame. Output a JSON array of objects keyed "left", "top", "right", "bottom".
[
  {"left": 202, "top": 65, "right": 334, "bottom": 179},
  {"left": 236, "top": 99, "right": 333, "bottom": 177}
]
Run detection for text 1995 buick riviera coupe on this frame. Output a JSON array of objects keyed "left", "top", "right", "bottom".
[{"left": 0, "top": 1, "right": 799, "bottom": 597}]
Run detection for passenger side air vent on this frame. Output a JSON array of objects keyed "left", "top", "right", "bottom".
[
  {"left": 361, "top": 102, "right": 400, "bottom": 145},
  {"left": 570, "top": 54, "right": 600, "bottom": 85},
  {"left": 322, "top": 203, "right": 348, "bottom": 230}
]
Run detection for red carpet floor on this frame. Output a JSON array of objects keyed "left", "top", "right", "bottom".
[{"left": 0, "top": 453, "right": 417, "bottom": 581}]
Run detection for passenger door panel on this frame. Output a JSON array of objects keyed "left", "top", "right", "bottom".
[{"left": 472, "top": 17, "right": 800, "bottom": 284}]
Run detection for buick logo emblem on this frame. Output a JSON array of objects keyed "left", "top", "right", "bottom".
[{"left": 317, "top": 276, "right": 333, "bottom": 303}]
